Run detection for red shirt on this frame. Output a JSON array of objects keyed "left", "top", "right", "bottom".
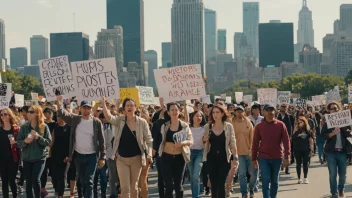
[{"left": 251, "top": 119, "right": 291, "bottom": 161}]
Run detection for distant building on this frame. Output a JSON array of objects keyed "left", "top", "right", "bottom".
[
  {"left": 217, "top": 29, "right": 226, "bottom": 53},
  {"left": 320, "top": 34, "right": 335, "bottom": 74},
  {"left": 144, "top": 50, "right": 158, "bottom": 88},
  {"left": 334, "top": 19, "right": 340, "bottom": 34},
  {"left": 30, "top": 35, "right": 48, "bottom": 65},
  {"left": 216, "top": 53, "right": 232, "bottom": 75},
  {"left": 0, "top": 19, "right": 5, "bottom": 60},
  {"left": 10, "top": 47, "right": 28, "bottom": 70},
  {"left": 259, "top": 22, "right": 294, "bottom": 68},
  {"left": 205, "top": 9, "right": 217, "bottom": 61},
  {"left": 281, "top": 62, "right": 304, "bottom": 78},
  {"left": 340, "top": 4, "right": 352, "bottom": 31},
  {"left": 299, "top": 44, "right": 322, "bottom": 74},
  {"left": 331, "top": 31, "right": 352, "bottom": 76},
  {"left": 50, "top": 32, "right": 89, "bottom": 62},
  {"left": 161, "top": 42, "right": 171, "bottom": 67},
  {"left": 263, "top": 66, "right": 282, "bottom": 82},
  {"left": 243, "top": 2, "right": 259, "bottom": 60},
  {"left": 297, "top": 0, "right": 314, "bottom": 48},
  {"left": 23, "top": 65, "right": 41, "bottom": 81}
]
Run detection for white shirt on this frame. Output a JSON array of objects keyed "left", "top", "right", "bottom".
[
  {"left": 190, "top": 127, "right": 205, "bottom": 150},
  {"left": 75, "top": 119, "right": 95, "bottom": 154},
  {"left": 248, "top": 115, "right": 264, "bottom": 126},
  {"left": 104, "top": 124, "right": 114, "bottom": 159}
]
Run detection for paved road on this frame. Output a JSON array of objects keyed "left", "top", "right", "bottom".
[{"left": 2, "top": 155, "right": 352, "bottom": 198}]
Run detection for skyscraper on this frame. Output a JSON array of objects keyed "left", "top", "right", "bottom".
[
  {"left": 340, "top": 4, "right": 352, "bottom": 32},
  {"left": 106, "top": 0, "right": 144, "bottom": 69},
  {"left": 171, "top": 0, "right": 205, "bottom": 75},
  {"left": 30, "top": 35, "right": 48, "bottom": 65},
  {"left": 0, "top": 19, "right": 5, "bottom": 60},
  {"left": 10, "top": 47, "right": 28, "bottom": 70},
  {"left": 95, "top": 26, "right": 124, "bottom": 72},
  {"left": 297, "top": 0, "right": 314, "bottom": 49},
  {"left": 299, "top": 44, "right": 321, "bottom": 74},
  {"left": 243, "top": 2, "right": 259, "bottom": 59},
  {"left": 217, "top": 29, "right": 226, "bottom": 53},
  {"left": 50, "top": 32, "right": 89, "bottom": 62},
  {"left": 144, "top": 50, "right": 158, "bottom": 88},
  {"left": 334, "top": 19, "right": 340, "bottom": 34},
  {"left": 259, "top": 22, "right": 294, "bottom": 68},
  {"left": 331, "top": 31, "right": 352, "bottom": 76},
  {"left": 204, "top": 9, "right": 217, "bottom": 61},
  {"left": 161, "top": 42, "right": 171, "bottom": 67},
  {"left": 320, "top": 34, "right": 335, "bottom": 74}
]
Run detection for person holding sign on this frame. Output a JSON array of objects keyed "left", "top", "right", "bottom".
[
  {"left": 16, "top": 105, "right": 52, "bottom": 198},
  {"left": 202, "top": 105, "right": 238, "bottom": 198},
  {"left": 321, "top": 102, "right": 352, "bottom": 198},
  {"left": 102, "top": 97, "right": 153, "bottom": 198},
  {"left": 158, "top": 102, "right": 193, "bottom": 198}
]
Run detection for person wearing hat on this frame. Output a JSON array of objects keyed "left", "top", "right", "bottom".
[
  {"left": 252, "top": 104, "right": 291, "bottom": 198},
  {"left": 248, "top": 104, "right": 263, "bottom": 126},
  {"left": 56, "top": 95, "right": 106, "bottom": 198}
]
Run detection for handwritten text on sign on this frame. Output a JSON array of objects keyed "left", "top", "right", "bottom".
[
  {"left": 71, "top": 57, "right": 120, "bottom": 101},
  {"left": 0, "top": 83, "right": 12, "bottom": 110},
  {"left": 136, "top": 86, "right": 155, "bottom": 105},
  {"left": 38, "top": 56, "right": 75, "bottom": 101},
  {"left": 154, "top": 64, "right": 206, "bottom": 103},
  {"left": 257, "top": 88, "right": 277, "bottom": 105},
  {"left": 277, "top": 91, "right": 291, "bottom": 105},
  {"left": 325, "top": 110, "right": 352, "bottom": 129}
]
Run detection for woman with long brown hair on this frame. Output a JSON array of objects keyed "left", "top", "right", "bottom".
[
  {"left": 17, "top": 105, "right": 51, "bottom": 198},
  {"left": 292, "top": 116, "right": 313, "bottom": 184},
  {"left": 0, "top": 108, "right": 20, "bottom": 198}
]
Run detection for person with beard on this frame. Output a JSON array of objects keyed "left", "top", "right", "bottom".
[
  {"left": 277, "top": 104, "right": 294, "bottom": 173},
  {"left": 252, "top": 104, "right": 290, "bottom": 198}
]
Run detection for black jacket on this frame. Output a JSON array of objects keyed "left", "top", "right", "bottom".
[
  {"left": 151, "top": 119, "right": 167, "bottom": 157},
  {"left": 277, "top": 113, "right": 294, "bottom": 137},
  {"left": 321, "top": 123, "right": 352, "bottom": 153}
]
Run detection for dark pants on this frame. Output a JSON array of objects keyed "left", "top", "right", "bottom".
[
  {"left": 93, "top": 164, "right": 108, "bottom": 198},
  {"left": 40, "top": 157, "right": 52, "bottom": 188},
  {"left": 201, "top": 162, "right": 210, "bottom": 192},
  {"left": 207, "top": 158, "right": 231, "bottom": 198},
  {"left": 295, "top": 150, "right": 309, "bottom": 179},
  {"left": 156, "top": 157, "right": 165, "bottom": 198},
  {"left": 18, "top": 161, "right": 25, "bottom": 186},
  {"left": 74, "top": 152, "right": 97, "bottom": 198},
  {"left": 23, "top": 159, "right": 46, "bottom": 198},
  {"left": 161, "top": 153, "right": 186, "bottom": 198},
  {"left": 52, "top": 159, "right": 67, "bottom": 196},
  {"left": 0, "top": 158, "right": 18, "bottom": 198}
]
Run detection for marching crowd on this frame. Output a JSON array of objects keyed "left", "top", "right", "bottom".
[{"left": 0, "top": 94, "right": 351, "bottom": 198}]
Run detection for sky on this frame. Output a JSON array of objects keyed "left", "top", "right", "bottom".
[{"left": 0, "top": 0, "right": 350, "bottom": 65}]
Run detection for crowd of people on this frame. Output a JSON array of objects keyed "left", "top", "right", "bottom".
[{"left": 0, "top": 95, "right": 351, "bottom": 198}]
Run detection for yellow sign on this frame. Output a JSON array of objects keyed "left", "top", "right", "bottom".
[{"left": 120, "top": 88, "right": 140, "bottom": 106}]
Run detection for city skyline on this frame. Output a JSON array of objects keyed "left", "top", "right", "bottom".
[{"left": 0, "top": 0, "right": 350, "bottom": 65}]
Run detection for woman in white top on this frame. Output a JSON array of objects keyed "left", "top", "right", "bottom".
[
  {"left": 248, "top": 104, "right": 263, "bottom": 126},
  {"left": 187, "top": 110, "right": 207, "bottom": 198}
]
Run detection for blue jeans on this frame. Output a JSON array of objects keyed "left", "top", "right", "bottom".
[
  {"left": 239, "top": 155, "right": 259, "bottom": 195},
  {"left": 259, "top": 158, "right": 282, "bottom": 198},
  {"left": 23, "top": 159, "right": 46, "bottom": 198},
  {"left": 316, "top": 136, "right": 326, "bottom": 161},
  {"left": 187, "top": 149, "right": 204, "bottom": 198},
  {"left": 75, "top": 152, "right": 98, "bottom": 198},
  {"left": 325, "top": 152, "right": 347, "bottom": 195},
  {"left": 94, "top": 163, "right": 108, "bottom": 198}
]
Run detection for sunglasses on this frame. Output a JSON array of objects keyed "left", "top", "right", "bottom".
[
  {"left": 0, "top": 113, "right": 8, "bottom": 116},
  {"left": 329, "top": 107, "right": 338, "bottom": 111},
  {"left": 28, "top": 111, "right": 36, "bottom": 114}
]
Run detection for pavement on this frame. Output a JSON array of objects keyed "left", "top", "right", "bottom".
[{"left": 1, "top": 155, "right": 352, "bottom": 198}]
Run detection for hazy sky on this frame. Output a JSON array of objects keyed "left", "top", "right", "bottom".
[{"left": 0, "top": 0, "right": 350, "bottom": 65}]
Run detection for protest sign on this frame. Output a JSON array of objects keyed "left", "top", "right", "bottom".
[
  {"left": 226, "top": 97, "right": 232, "bottom": 104},
  {"left": 349, "top": 85, "right": 352, "bottom": 103},
  {"left": 326, "top": 88, "right": 341, "bottom": 104},
  {"left": 277, "top": 91, "right": 291, "bottom": 105},
  {"left": 295, "top": 98, "right": 307, "bottom": 109},
  {"left": 243, "top": 95, "right": 253, "bottom": 106},
  {"left": 312, "top": 95, "right": 326, "bottom": 105},
  {"left": 154, "top": 64, "right": 206, "bottom": 103},
  {"left": 325, "top": 110, "right": 352, "bottom": 129},
  {"left": 15, "top": 94, "right": 24, "bottom": 107},
  {"left": 154, "top": 97, "right": 161, "bottom": 106},
  {"left": 173, "top": 130, "right": 188, "bottom": 143},
  {"left": 201, "top": 95, "right": 211, "bottom": 104},
  {"left": 0, "top": 83, "right": 11, "bottom": 110},
  {"left": 306, "top": 100, "right": 315, "bottom": 107},
  {"left": 235, "top": 92, "right": 243, "bottom": 103},
  {"left": 31, "top": 92, "right": 38, "bottom": 101},
  {"left": 257, "top": 88, "right": 277, "bottom": 105},
  {"left": 221, "top": 94, "right": 226, "bottom": 100},
  {"left": 120, "top": 88, "right": 140, "bottom": 106},
  {"left": 71, "top": 57, "right": 119, "bottom": 101},
  {"left": 38, "top": 56, "right": 75, "bottom": 101},
  {"left": 136, "top": 86, "right": 155, "bottom": 105}
]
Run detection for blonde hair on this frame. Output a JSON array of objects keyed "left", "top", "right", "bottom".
[
  {"left": 29, "top": 105, "right": 45, "bottom": 135},
  {"left": 0, "top": 108, "right": 19, "bottom": 126}
]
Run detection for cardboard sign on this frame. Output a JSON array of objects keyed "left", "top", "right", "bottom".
[
  {"left": 325, "top": 110, "right": 352, "bottom": 129},
  {"left": 295, "top": 98, "right": 307, "bottom": 109},
  {"left": 15, "top": 94, "right": 24, "bottom": 107},
  {"left": 257, "top": 88, "right": 277, "bottom": 105},
  {"left": 201, "top": 95, "right": 211, "bottom": 104},
  {"left": 326, "top": 88, "right": 341, "bottom": 104},
  {"left": 136, "top": 86, "right": 155, "bottom": 105},
  {"left": 306, "top": 100, "right": 315, "bottom": 107},
  {"left": 154, "top": 64, "right": 206, "bottom": 103},
  {"left": 0, "top": 83, "right": 12, "bottom": 110},
  {"left": 153, "top": 97, "right": 161, "bottom": 106},
  {"left": 31, "top": 92, "right": 38, "bottom": 101},
  {"left": 221, "top": 94, "right": 226, "bottom": 100},
  {"left": 243, "top": 95, "right": 253, "bottom": 106},
  {"left": 226, "top": 97, "right": 232, "bottom": 104},
  {"left": 235, "top": 92, "right": 243, "bottom": 103},
  {"left": 120, "top": 88, "right": 140, "bottom": 106},
  {"left": 312, "top": 95, "right": 326, "bottom": 105},
  {"left": 38, "top": 56, "right": 75, "bottom": 101},
  {"left": 277, "top": 91, "right": 291, "bottom": 105},
  {"left": 71, "top": 57, "right": 119, "bottom": 101}
]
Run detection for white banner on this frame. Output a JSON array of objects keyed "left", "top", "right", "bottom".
[
  {"left": 38, "top": 56, "right": 75, "bottom": 101},
  {"left": 325, "top": 110, "right": 352, "bottom": 129},
  {"left": 153, "top": 64, "right": 206, "bottom": 103},
  {"left": 312, "top": 95, "right": 326, "bottom": 105},
  {"left": 71, "top": 57, "right": 119, "bottom": 101},
  {"left": 15, "top": 94, "right": 24, "bottom": 107},
  {"left": 243, "top": 95, "right": 253, "bottom": 106},
  {"left": 0, "top": 83, "right": 12, "bottom": 110},
  {"left": 201, "top": 95, "right": 211, "bottom": 104},
  {"left": 257, "top": 88, "right": 277, "bottom": 105},
  {"left": 277, "top": 91, "right": 291, "bottom": 105},
  {"left": 31, "top": 92, "right": 38, "bottom": 101},
  {"left": 226, "top": 96, "right": 232, "bottom": 104},
  {"left": 136, "top": 86, "right": 155, "bottom": 105},
  {"left": 235, "top": 92, "right": 243, "bottom": 103},
  {"left": 326, "top": 88, "right": 341, "bottom": 104}
]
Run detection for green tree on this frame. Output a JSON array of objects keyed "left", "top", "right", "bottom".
[{"left": 344, "top": 70, "right": 352, "bottom": 85}]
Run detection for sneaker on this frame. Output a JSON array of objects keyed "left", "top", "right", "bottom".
[
  {"left": 303, "top": 178, "right": 309, "bottom": 184},
  {"left": 242, "top": 195, "right": 248, "bottom": 198},
  {"left": 250, "top": 190, "right": 255, "bottom": 198},
  {"left": 297, "top": 179, "right": 302, "bottom": 184},
  {"left": 339, "top": 190, "right": 344, "bottom": 197}
]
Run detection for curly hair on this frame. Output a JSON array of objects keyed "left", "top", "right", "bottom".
[
  {"left": 0, "top": 108, "right": 19, "bottom": 126},
  {"left": 29, "top": 105, "right": 45, "bottom": 135}
]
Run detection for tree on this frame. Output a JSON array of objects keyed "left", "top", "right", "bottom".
[
  {"left": 344, "top": 70, "right": 352, "bottom": 85},
  {"left": 1, "top": 70, "right": 44, "bottom": 100}
]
